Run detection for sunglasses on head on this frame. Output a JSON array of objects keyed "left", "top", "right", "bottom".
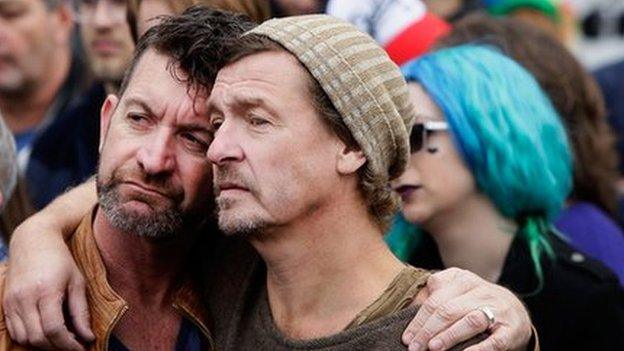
[{"left": 410, "top": 120, "right": 449, "bottom": 153}]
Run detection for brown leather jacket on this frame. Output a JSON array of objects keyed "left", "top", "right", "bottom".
[{"left": 0, "top": 209, "right": 214, "bottom": 350}]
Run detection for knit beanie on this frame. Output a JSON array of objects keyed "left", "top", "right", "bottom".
[{"left": 245, "top": 15, "right": 415, "bottom": 181}]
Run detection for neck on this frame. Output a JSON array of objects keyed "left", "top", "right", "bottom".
[
  {"left": 251, "top": 192, "right": 405, "bottom": 339},
  {"left": 92, "top": 208, "right": 190, "bottom": 308},
  {"left": 422, "top": 194, "right": 516, "bottom": 282},
  {"left": 0, "top": 49, "right": 72, "bottom": 134}
]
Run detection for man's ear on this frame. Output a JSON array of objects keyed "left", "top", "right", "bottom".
[
  {"left": 336, "top": 144, "right": 366, "bottom": 175},
  {"left": 99, "top": 95, "right": 119, "bottom": 152},
  {"left": 51, "top": 2, "right": 74, "bottom": 45}
]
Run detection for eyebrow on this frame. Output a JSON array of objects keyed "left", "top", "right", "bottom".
[
  {"left": 123, "top": 97, "right": 158, "bottom": 117},
  {"left": 124, "top": 97, "right": 211, "bottom": 129},
  {"left": 235, "top": 95, "right": 266, "bottom": 107}
]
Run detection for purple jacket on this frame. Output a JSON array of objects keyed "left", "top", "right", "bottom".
[{"left": 555, "top": 202, "right": 624, "bottom": 285}]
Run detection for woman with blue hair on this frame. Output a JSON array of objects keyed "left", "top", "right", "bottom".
[{"left": 390, "top": 45, "right": 624, "bottom": 350}]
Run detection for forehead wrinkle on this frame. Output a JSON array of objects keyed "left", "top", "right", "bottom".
[
  {"left": 207, "top": 82, "right": 278, "bottom": 116},
  {"left": 122, "top": 89, "right": 205, "bottom": 127},
  {"left": 121, "top": 94, "right": 164, "bottom": 122}
]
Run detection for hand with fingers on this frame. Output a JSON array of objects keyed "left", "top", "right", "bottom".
[
  {"left": 2, "top": 220, "right": 94, "bottom": 351},
  {"left": 404, "top": 268, "right": 535, "bottom": 351}
]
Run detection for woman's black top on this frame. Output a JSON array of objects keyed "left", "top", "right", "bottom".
[{"left": 408, "top": 232, "right": 624, "bottom": 351}]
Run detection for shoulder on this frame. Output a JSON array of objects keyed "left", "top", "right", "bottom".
[
  {"left": 555, "top": 202, "right": 624, "bottom": 276},
  {"left": 533, "top": 235, "right": 624, "bottom": 332},
  {"left": 545, "top": 235, "right": 621, "bottom": 291},
  {"left": 337, "top": 306, "right": 485, "bottom": 351},
  {"left": 348, "top": 265, "right": 430, "bottom": 328},
  {"left": 504, "top": 233, "right": 622, "bottom": 299},
  {"left": 546, "top": 236, "right": 624, "bottom": 345}
]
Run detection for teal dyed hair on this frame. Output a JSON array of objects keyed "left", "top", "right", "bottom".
[{"left": 392, "top": 45, "right": 573, "bottom": 289}]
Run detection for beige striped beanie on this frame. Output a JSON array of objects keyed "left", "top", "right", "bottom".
[{"left": 246, "top": 15, "right": 415, "bottom": 180}]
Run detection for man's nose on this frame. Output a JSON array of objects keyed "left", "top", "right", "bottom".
[
  {"left": 93, "top": 0, "right": 117, "bottom": 28},
  {"left": 206, "top": 121, "right": 244, "bottom": 166},
  {"left": 136, "top": 129, "right": 176, "bottom": 175}
]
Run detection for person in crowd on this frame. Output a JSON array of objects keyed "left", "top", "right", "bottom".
[
  {"left": 25, "top": 0, "right": 137, "bottom": 215},
  {"left": 389, "top": 44, "right": 624, "bottom": 350},
  {"left": 79, "top": 0, "right": 135, "bottom": 94},
  {"left": 127, "top": 0, "right": 271, "bottom": 41},
  {"left": 0, "top": 115, "right": 17, "bottom": 261},
  {"left": 1, "top": 8, "right": 537, "bottom": 351},
  {"left": 430, "top": 14, "right": 624, "bottom": 285},
  {"left": 0, "top": 0, "right": 91, "bottom": 233}
]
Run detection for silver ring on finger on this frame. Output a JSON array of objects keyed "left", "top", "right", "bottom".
[{"left": 477, "top": 306, "right": 496, "bottom": 329}]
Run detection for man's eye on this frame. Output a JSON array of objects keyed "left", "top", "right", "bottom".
[
  {"left": 181, "top": 133, "right": 209, "bottom": 153},
  {"left": 210, "top": 119, "right": 223, "bottom": 131},
  {"left": 249, "top": 116, "right": 269, "bottom": 127},
  {"left": 0, "top": 7, "right": 26, "bottom": 19},
  {"left": 127, "top": 113, "right": 150, "bottom": 126}
]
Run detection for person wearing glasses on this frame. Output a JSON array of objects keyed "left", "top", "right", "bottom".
[
  {"left": 388, "top": 45, "right": 624, "bottom": 350},
  {"left": 22, "top": 0, "right": 136, "bottom": 217}
]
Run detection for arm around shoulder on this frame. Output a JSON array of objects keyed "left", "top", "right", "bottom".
[{"left": 2, "top": 180, "right": 97, "bottom": 350}]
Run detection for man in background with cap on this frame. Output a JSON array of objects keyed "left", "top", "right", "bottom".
[{"left": 205, "top": 14, "right": 534, "bottom": 350}]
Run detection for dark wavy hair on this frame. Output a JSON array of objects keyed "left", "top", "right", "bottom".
[
  {"left": 118, "top": 6, "right": 255, "bottom": 97},
  {"left": 436, "top": 13, "right": 620, "bottom": 218}
]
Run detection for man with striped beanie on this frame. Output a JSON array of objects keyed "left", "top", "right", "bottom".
[{"left": 205, "top": 14, "right": 535, "bottom": 350}]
